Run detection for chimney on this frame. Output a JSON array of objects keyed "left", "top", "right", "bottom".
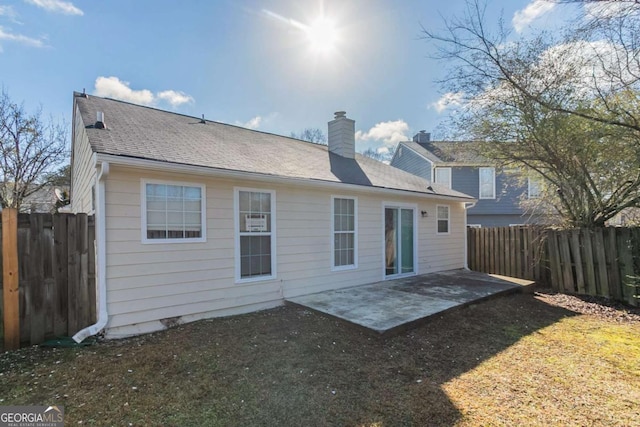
[
  {"left": 95, "top": 111, "right": 106, "bottom": 129},
  {"left": 413, "top": 130, "right": 430, "bottom": 144},
  {"left": 328, "top": 111, "right": 355, "bottom": 159}
]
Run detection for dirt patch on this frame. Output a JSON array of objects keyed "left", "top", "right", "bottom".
[{"left": 535, "top": 288, "right": 640, "bottom": 323}]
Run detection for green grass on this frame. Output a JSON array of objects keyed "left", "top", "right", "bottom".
[{"left": 1, "top": 293, "right": 638, "bottom": 426}]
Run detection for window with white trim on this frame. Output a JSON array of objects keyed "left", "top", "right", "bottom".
[
  {"left": 434, "top": 167, "right": 452, "bottom": 189},
  {"left": 528, "top": 177, "right": 541, "bottom": 199},
  {"left": 236, "top": 189, "right": 275, "bottom": 281},
  {"left": 332, "top": 196, "right": 357, "bottom": 269},
  {"left": 437, "top": 205, "right": 450, "bottom": 234},
  {"left": 143, "top": 181, "right": 205, "bottom": 243},
  {"left": 479, "top": 167, "right": 496, "bottom": 199}
]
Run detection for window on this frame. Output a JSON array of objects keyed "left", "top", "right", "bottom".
[
  {"left": 528, "top": 177, "right": 541, "bottom": 199},
  {"left": 332, "top": 196, "right": 357, "bottom": 269},
  {"left": 437, "top": 205, "right": 450, "bottom": 234},
  {"left": 434, "top": 167, "right": 452, "bottom": 189},
  {"left": 479, "top": 167, "right": 496, "bottom": 199},
  {"left": 142, "top": 181, "right": 205, "bottom": 243},
  {"left": 467, "top": 224, "right": 481, "bottom": 228},
  {"left": 236, "top": 188, "right": 275, "bottom": 281}
]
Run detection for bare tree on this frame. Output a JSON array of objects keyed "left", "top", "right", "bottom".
[
  {"left": 0, "top": 90, "right": 68, "bottom": 210},
  {"left": 361, "top": 147, "right": 396, "bottom": 163},
  {"left": 423, "top": 0, "right": 640, "bottom": 227},
  {"left": 290, "top": 128, "right": 327, "bottom": 144}
]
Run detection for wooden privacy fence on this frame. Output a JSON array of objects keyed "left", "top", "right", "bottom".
[
  {"left": 468, "top": 226, "right": 550, "bottom": 284},
  {"left": 0, "top": 213, "right": 96, "bottom": 348},
  {"left": 468, "top": 226, "right": 640, "bottom": 306}
]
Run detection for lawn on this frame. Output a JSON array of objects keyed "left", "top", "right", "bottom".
[{"left": 1, "top": 291, "right": 639, "bottom": 426}]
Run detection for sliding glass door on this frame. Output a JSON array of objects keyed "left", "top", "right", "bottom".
[{"left": 384, "top": 206, "right": 415, "bottom": 277}]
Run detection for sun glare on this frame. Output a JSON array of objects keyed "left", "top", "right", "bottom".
[{"left": 305, "top": 17, "right": 338, "bottom": 53}]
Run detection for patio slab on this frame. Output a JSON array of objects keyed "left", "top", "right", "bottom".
[{"left": 286, "top": 269, "right": 535, "bottom": 336}]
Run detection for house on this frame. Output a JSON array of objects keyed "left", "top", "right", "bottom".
[
  {"left": 69, "top": 92, "right": 475, "bottom": 340},
  {"left": 391, "top": 131, "right": 542, "bottom": 227}
]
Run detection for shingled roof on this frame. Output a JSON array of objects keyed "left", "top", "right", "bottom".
[
  {"left": 400, "top": 141, "right": 488, "bottom": 165},
  {"left": 73, "top": 93, "right": 473, "bottom": 200}
]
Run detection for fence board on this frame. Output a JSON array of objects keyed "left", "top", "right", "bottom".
[
  {"left": 28, "top": 214, "right": 46, "bottom": 345},
  {"left": 581, "top": 229, "right": 597, "bottom": 295},
  {"left": 605, "top": 228, "right": 621, "bottom": 301},
  {"left": 593, "top": 229, "right": 609, "bottom": 297},
  {"left": 570, "top": 229, "right": 585, "bottom": 294},
  {"left": 53, "top": 215, "right": 68, "bottom": 336},
  {"left": 2, "top": 209, "right": 20, "bottom": 350},
  {"left": 617, "top": 228, "right": 636, "bottom": 306}
]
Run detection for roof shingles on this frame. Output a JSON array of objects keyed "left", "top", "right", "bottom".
[{"left": 75, "top": 93, "right": 472, "bottom": 200}]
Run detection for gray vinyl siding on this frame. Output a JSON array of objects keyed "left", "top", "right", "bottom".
[
  {"left": 390, "top": 145, "right": 432, "bottom": 181},
  {"left": 449, "top": 167, "right": 525, "bottom": 216}
]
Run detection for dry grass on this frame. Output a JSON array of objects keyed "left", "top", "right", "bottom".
[{"left": 1, "top": 292, "right": 639, "bottom": 426}]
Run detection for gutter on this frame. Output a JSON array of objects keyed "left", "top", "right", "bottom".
[
  {"left": 73, "top": 161, "right": 110, "bottom": 343},
  {"left": 95, "top": 153, "right": 475, "bottom": 203},
  {"left": 463, "top": 201, "right": 477, "bottom": 270}
]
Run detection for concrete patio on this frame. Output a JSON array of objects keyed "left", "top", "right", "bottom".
[{"left": 286, "top": 269, "right": 535, "bottom": 336}]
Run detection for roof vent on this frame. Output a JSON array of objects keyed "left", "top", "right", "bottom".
[
  {"left": 95, "top": 111, "right": 106, "bottom": 129},
  {"left": 334, "top": 111, "right": 346, "bottom": 119}
]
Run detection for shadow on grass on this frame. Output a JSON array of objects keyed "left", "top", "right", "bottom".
[{"left": 0, "top": 293, "right": 579, "bottom": 426}]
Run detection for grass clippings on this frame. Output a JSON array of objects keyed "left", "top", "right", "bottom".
[{"left": 1, "top": 292, "right": 638, "bottom": 426}]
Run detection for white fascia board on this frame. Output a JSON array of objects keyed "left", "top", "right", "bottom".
[{"left": 94, "top": 153, "right": 475, "bottom": 203}]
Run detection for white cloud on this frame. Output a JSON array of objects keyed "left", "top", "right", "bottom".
[
  {"left": 355, "top": 120, "right": 409, "bottom": 146},
  {"left": 512, "top": 0, "right": 555, "bottom": 33},
  {"left": 0, "top": 26, "right": 46, "bottom": 49},
  {"left": 431, "top": 92, "right": 463, "bottom": 113},
  {"left": 157, "top": 90, "right": 194, "bottom": 107},
  {"left": 94, "top": 77, "right": 154, "bottom": 105},
  {"left": 93, "top": 76, "right": 194, "bottom": 108},
  {"left": 0, "top": 6, "right": 20, "bottom": 23},
  {"left": 235, "top": 116, "right": 262, "bottom": 130},
  {"left": 584, "top": 1, "right": 636, "bottom": 20},
  {"left": 24, "top": 0, "right": 83, "bottom": 16}
]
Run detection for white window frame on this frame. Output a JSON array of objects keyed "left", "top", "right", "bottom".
[
  {"left": 331, "top": 195, "right": 358, "bottom": 271},
  {"left": 436, "top": 204, "right": 450, "bottom": 235},
  {"left": 479, "top": 167, "right": 496, "bottom": 199},
  {"left": 528, "top": 177, "right": 541, "bottom": 199},
  {"left": 141, "top": 179, "right": 206, "bottom": 244},
  {"left": 234, "top": 187, "right": 276, "bottom": 283},
  {"left": 434, "top": 167, "right": 452, "bottom": 189}
]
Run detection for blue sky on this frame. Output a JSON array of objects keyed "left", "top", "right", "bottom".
[{"left": 0, "top": 0, "right": 573, "bottom": 155}]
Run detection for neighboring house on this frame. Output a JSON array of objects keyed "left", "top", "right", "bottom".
[
  {"left": 0, "top": 185, "right": 69, "bottom": 213},
  {"left": 69, "top": 93, "right": 475, "bottom": 339},
  {"left": 391, "top": 131, "right": 541, "bottom": 227}
]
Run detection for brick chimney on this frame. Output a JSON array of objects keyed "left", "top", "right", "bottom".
[{"left": 328, "top": 111, "right": 355, "bottom": 159}]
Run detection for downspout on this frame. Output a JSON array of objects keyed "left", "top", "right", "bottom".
[
  {"left": 73, "top": 161, "right": 110, "bottom": 343},
  {"left": 463, "top": 201, "right": 477, "bottom": 270}
]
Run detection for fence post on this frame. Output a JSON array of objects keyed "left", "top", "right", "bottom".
[{"left": 2, "top": 208, "right": 19, "bottom": 350}]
